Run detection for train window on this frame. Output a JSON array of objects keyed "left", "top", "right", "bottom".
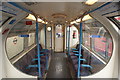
[
  {"left": 6, "top": 36, "right": 24, "bottom": 59},
  {"left": 83, "top": 32, "right": 91, "bottom": 49},
  {"left": 5, "top": 14, "right": 39, "bottom": 76},
  {"left": 6, "top": 18, "right": 36, "bottom": 60},
  {"left": 82, "top": 49, "right": 106, "bottom": 75},
  {"left": 83, "top": 19, "right": 113, "bottom": 61},
  {"left": 92, "top": 35, "right": 113, "bottom": 61},
  {"left": 114, "top": 16, "right": 120, "bottom": 23},
  {"left": 108, "top": 15, "right": 120, "bottom": 30},
  {"left": 6, "top": 22, "right": 26, "bottom": 59}
]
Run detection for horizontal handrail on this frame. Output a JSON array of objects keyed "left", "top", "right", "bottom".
[
  {"left": 10, "top": 44, "right": 37, "bottom": 64},
  {"left": 81, "top": 44, "right": 107, "bottom": 65}
]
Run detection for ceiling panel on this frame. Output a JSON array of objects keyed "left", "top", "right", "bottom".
[{"left": 16, "top": 2, "right": 104, "bottom": 24}]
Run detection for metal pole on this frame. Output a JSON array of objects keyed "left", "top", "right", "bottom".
[
  {"left": 44, "top": 24, "right": 48, "bottom": 70},
  {"left": 68, "top": 26, "right": 71, "bottom": 56},
  {"left": 51, "top": 26, "right": 52, "bottom": 50},
  {"left": 44, "top": 24, "right": 47, "bottom": 49},
  {"left": 35, "top": 17, "right": 42, "bottom": 78},
  {"left": 77, "top": 22, "right": 83, "bottom": 78},
  {"left": 66, "top": 26, "right": 68, "bottom": 52}
]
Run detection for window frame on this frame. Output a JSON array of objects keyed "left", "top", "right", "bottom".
[
  {"left": 83, "top": 19, "right": 114, "bottom": 62},
  {"left": 108, "top": 15, "right": 120, "bottom": 30}
]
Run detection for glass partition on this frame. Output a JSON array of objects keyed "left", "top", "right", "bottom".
[
  {"left": 6, "top": 36, "right": 24, "bottom": 59},
  {"left": 5, "top": 17, "right": 37, "bottom": 76},
  {"left": 6, "top": 19, "right": 36, "bottom": 60},
  {"left": 83, "top": 32, "right": 90, "bottom": 49},
  {"left": 83, "top": 19, "right": 113, "bottom": 61},
  {"left": 114, "top": 16, "right": 120, "bottom": 23}
]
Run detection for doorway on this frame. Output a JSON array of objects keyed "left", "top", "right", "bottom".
[{"left": 54, "top": 24, "right": 63, "bottom": 52}]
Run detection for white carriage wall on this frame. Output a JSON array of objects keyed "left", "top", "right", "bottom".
[
  {"left": 6, "top": 36, "right": 24, "bottom": 59},
  {"left": 0, "top": 30, "right": 2, "bottom": 79},
  {"left": 46, "top": 30, "right": 52, "bottom": 49},
  {"left": 40, "top": 28, "right": 45, "bottom": 48},
  {"left": 67, "top": 25, "right": 79, "bottom": 48},
  {"left": 40, "top": 28, "right": 51, "bottom": 49}
]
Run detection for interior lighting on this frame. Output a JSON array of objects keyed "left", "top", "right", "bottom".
[
  {"left": 70, "top": 21, "right": 77, "bottom": 25},
  {"left": 82, "top": 14, "right": 92, "bottom": 21},
  {"left": 47, "top": 27, "right": 51, "bottom": 31},
  {"left": 76, "top": 18, "right": 81, "bottom": 23},
  {"left": 26, "top": 14, "right": 48, "bottom": 24},
  {"left": 85, "top": 0, "right": 98, "bottom": 5}
]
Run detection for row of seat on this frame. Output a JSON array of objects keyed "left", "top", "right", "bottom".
[
  {"left": 69, "top": 44, "right": 92, "bottom": 76},
  {"left": 26, "top": 44, "right": 50, "bottom": 77},
  {"left": 14, "top": 46, "right": 38, "bottom": 76},
  {"left": 14, "top": 44, "right": 50, "bottom": 77}
]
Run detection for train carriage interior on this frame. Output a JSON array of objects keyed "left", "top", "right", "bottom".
[{"left": 0, "top": 1, "right": 120, "bottom": 80}]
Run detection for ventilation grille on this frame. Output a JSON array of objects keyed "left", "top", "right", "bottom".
[{"left": 52, "top": 13, "right": 67, "bottom": 19}]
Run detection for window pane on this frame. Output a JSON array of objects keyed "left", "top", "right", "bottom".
[
  {"left": 6, "top": 36, "right": 24, "bottom": 59},
  {"left": 114, "top": 16, "right": 120, "bottom": 23},
  {"left": 83, "top": 19, "right": 113, "bottom": 61},
  {"left": 93, "top": 37, "right": 106, "bottom": 57},
  {"left": 83, "top": 32, "right": 90, "bottom": 49},
  {"left": 6, "top": 18, "right": 36, "bottom": 59}
]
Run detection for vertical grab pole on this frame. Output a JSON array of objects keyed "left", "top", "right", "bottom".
[
  {"left": 35, "top": 17, "right": 42, "bottom": 78},
  {"left": 66, "top": 26, "right": 68, "bottom": 52},
  {"left": 51, "top": 26, "right": 52, "bottom": 51},
  {"left": 77, "top": 22, "right": 83, "bottom": 78},
  {"left": 68, "top": 26, "right": 71, "bottom": 56},
  {"left": 44, "top": 24, "right": 48, "bottom": 70},
  {"left": 44, "top": 24, "right": 47, "bottom": 49}
]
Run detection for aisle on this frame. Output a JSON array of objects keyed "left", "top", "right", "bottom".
[{"left": 46, "top": 53, "right": 72, "bottom": 78}]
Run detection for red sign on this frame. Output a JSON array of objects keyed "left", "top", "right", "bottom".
[
  {"left": 2, "top": 28, "right": 9, "bottom": 35},
  {"left": 26, "top": 21, "right": 32, "bottom": 25},
  {"left": 73, "top": 30, "right": 76, "bottom": 39}
]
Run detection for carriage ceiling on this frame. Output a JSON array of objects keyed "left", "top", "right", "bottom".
[
  {"left": 4, "top": 2, "right": 107, "bottom": 35},
  {"left": 16, "top": 2, "right": 105, "bottom": 24}
]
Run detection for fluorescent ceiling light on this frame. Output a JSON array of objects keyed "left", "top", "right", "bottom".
[
  {"left": 76, "top": 19, "right": 81, "bottom": 22},
  {"left": 26, "top": 14, "right": 36, "bottom": 21},
  {"left": 41, "top": 21, "right": 45, "bottom": 23},
  {"left": 70, "top": 14, "right": 92, "bottom": 24},
  {"left": 82, "top": 14, "right": 92, "bottom": 21},
  {"left": 26, "top": 14, "right": 48, "bottom": 24},
  {"left": 45, "top": 22, "right": 48, "bottom": 24},
  {"left": 85, "top": 0, "right": 98, "bottom": 5},
  {"left": 70, "top": 21, "right": 77, "bottom": 25},
  {"left": 38, "top": 18, "right": 43, "bottom": 22}
]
